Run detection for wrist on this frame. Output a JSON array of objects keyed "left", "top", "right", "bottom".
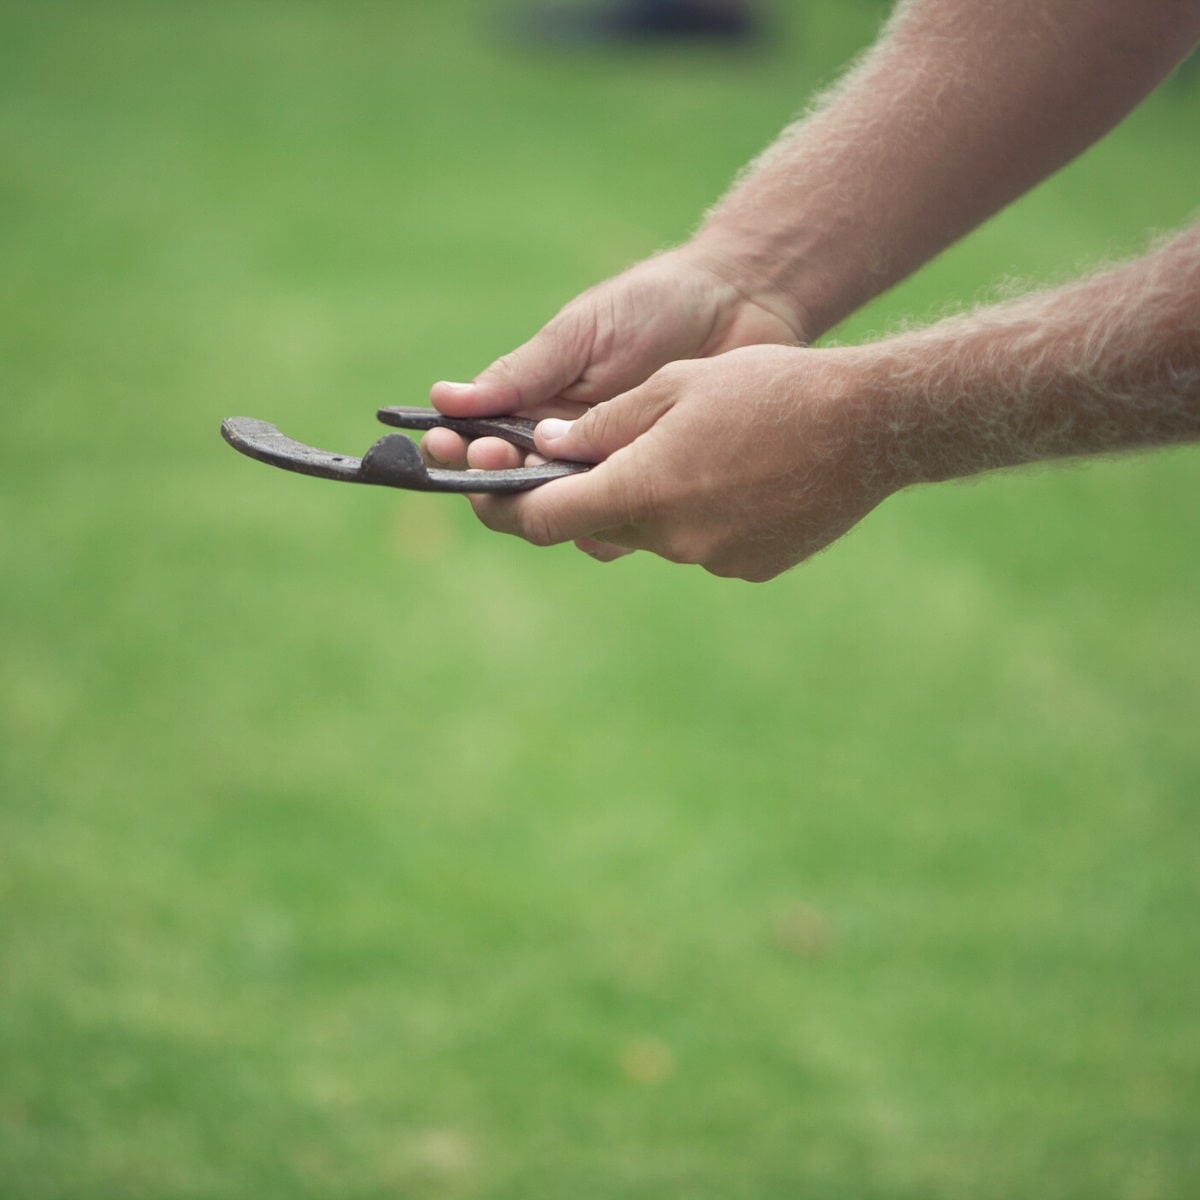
[
  {"left": 826, "top": 344, "right": 932, "bottom": 496},
  {"left": 681, "top": 228, "right": 818, "bottom": 347},
  {"left": 690, "top": 208, "right": 886, "bottom": 347}
]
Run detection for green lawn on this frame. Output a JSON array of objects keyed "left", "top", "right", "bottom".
[{"left": 2, "top": 2, "right": 1199, "bottom": 1197}]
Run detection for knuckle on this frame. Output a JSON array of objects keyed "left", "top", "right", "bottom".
[
  {"left": 486, "top": 351, "right": 525, "bottom": 399},
  {"left": 704, "top": 542, "right": 793, "bottom": 583},
  {"left": 546, "top": 305, "right": 595, "bottom": 361},
  {"left": 469, "top": 496, "right": 509, "bottom": 533},
  {"left": 582, "top": 398, "right": 621, "bottom": 448},
  {"left": 473, "top": 496, "right": 563, "bottom": 549},
  {"left": 519, "top": 503, "right": 563, "bottom": 549},
  {"left": 650, "top": 358, "right": 694, "bottom": 390},
  {"left": 703, "top": 554, "right": 766, "bottom": 582},
  {"left": 658, "top": 527, "right": 709, "bottom": 567},
  {"left": 703, "top": 554, "right": 742, "bottom": 580}
]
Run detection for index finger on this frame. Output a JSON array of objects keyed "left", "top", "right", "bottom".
[{"left": 469, "top": 459, "right": 648, "bottom": 550}]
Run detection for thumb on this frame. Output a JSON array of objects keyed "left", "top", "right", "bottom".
[
  {"left": 534, "top": 383, "right": 669, "bottom": 463},
  {"left": 432, "top": 310, "right": 593, "bottom": 418}
]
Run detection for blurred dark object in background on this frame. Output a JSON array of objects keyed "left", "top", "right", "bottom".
[{"left": 513, "top": 0, "right": 760, "bottom": 45}]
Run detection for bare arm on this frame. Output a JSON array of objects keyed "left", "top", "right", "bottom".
[
  {"left": 866, "top": 226, "right": 1200, "bottom": 484},
  {"left": 694, "top": 0, "right": 1200, "bottom": 340},
  {"left": 428, "top": 0, "right": 1200, "bottom": 449},
  {"left": 470, "top": 226, "right": 1200, "bottom": 580}
]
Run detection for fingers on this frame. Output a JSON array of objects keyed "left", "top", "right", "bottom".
[
  {"left": 431, "top": 308, "right": 594, "bottom": 418},
  {"left": 420, "top": 426, "right": 468, "bottom": 468},
  {"left": 574, "top": 536, "right": 634, "bottom": 563},
  {"left": 534, "top": 379, "right": 673, "bottom": 464},
  {"left": 465, "top": 451, "right": 657, "bottom": 554},
  {"left": 466, "top": 437, "right": 527, "bottom": 472},
  {"left": 420, "top": 432, "right": 530, "bottom": 472},
  {"left": 464, "top": 370, "right": 678, "bottom": 550}
]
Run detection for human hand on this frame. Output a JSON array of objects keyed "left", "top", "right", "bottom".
[
  {"left": 423, "top": 244, "right": 803, "bottom": 468},
  {"left": 463, "top": 344, "right": 901, "bottom": 582}
]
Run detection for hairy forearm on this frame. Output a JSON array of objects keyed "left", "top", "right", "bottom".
[
  {"left": 693, "top": 0, "right": 1200, "bottom": 341},
  {"left": 464, "top": 229, "right": 1198, "bottom": 580},
  {"left": 855, "top": 225, "right": 1200, "bottom": 488}
]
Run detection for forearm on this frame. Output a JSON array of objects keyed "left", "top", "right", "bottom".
[
  {"left": 859, "top": 225, "right": 1200, "bottom": 488},
  {"left": 693, "top": 0, "right": 1200, "bottom": 341},
  {"left": 467, "top": 228, "right": 1198, "bottom": 580}
]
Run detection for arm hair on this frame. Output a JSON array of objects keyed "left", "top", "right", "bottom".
[{"left": 863, "top": 224, "right": 1200, "bottom": 486}]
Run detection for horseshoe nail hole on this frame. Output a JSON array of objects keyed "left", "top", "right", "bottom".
[{"left": 330, "top": 456, "right": 344, "bottom": 463}]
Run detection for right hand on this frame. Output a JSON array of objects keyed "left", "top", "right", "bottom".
[
  {"left": 422, "top": 244, "right": 804, "bottom": 469},
  {"left": 464, "top": 343, "right": 898, "bottom": 582}
]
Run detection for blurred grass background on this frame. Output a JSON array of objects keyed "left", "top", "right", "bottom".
[{"left": 2, "top": 1, "right": 1199, "bottom": 1196}]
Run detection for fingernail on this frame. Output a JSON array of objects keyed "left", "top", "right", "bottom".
[
  {"left": 538, "top": 418, "right": 573, "bottom": 442},
  {"left": 437, "top": 380, "right": 475, "bottom": 394}
]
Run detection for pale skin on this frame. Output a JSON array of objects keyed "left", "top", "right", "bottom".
[{"left": 423, "top": 0, "right": 1200, "bottom": 580}]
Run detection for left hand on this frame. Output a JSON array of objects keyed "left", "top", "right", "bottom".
[{"left": 421, "top": 245, "right": 805, "bottom": 471}]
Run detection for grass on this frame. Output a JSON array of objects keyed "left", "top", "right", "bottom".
[{"left": 2, "top": 2, "right": 1199, "bottom": 1197}]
